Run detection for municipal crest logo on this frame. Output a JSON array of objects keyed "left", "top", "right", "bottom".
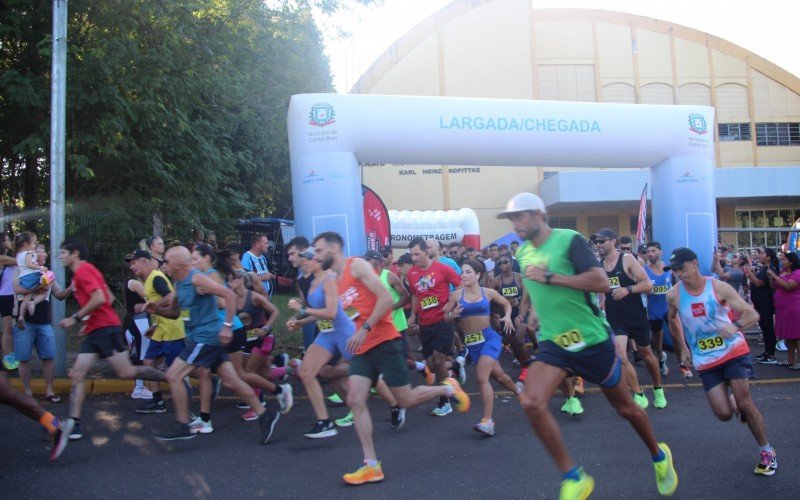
[
  {"left": 688, "top": 113, "right": 707, "bottom": 135},
  {"left": 309, "top": 103, "right": 336, "bottom": 127}
]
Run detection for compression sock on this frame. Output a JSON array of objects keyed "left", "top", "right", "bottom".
[{"left": 39, "top": 412, "right": 59, "bottom": 433}]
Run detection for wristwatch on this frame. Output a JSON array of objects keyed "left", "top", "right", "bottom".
[
  {"left": 363, "top": 322, "right": 372, "bottom": 332},
  {"left": 544, "top": 271, "right": 554, "bottom": 285},
  {"left": 222, "top": 322, "right": 233, "bottom": 328},
  {"left": 71, "top": 313, "right": 82, "bottom": 322}
]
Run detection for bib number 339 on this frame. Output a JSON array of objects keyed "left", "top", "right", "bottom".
[
  {"left": 697, "top": 336, "right": 725, "bottom": 353},
  {"left": 554, "top": 330, "right": 586, "bottom": 352}
]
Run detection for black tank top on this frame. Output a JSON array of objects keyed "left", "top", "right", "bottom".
[
  {"left": 297, "top": 273, "right": 313, "bottom": 302},
  {"left": 238, "top": 290, "right": 266, "bottom": 329},
  {"left": 124, "top": 279, "right": 145, "bottom": 318},
  {"left": 604, "top": 253, "right": 646, "bottom": 325},
  {"left": 498, "top": 274, "right": 522, "bottom": 316}
]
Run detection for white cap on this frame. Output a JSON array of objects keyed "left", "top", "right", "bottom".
[{"left": 496, "top": 193, "right": 546, "bottom": 219}]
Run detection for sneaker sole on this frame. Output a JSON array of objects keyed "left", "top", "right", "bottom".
[
  {"left": 656, "top": 443, "right": 679, "bottom": 495},
  {"left": 344, "top": 474, "right": 384, "bottom": 485},
  {"left": 304, "top": 429, "right": 338, "bottom": 439},
  {"left": 260, "top": 412, "right": 280, "bottom": 444},
  {"left": 68, "top": 434, "right": 82, "bottom": 441},
  {"left": 473, "top": 426, "right": 494, "bottom": 436},
  {"left": 136, "top": 409, "right": 167, "bottom": 414},
  {"left": 51, "top": 419, "right": 75, "bottom": 460},
  {"left": 754, "top": 467, "right": 777, "bottom": 476},
  {"left": 155, "top": 434, "right": 196, "bottom": 441},
  {"left": 190, "top": 427, "right": 214, "bottom": 434}
]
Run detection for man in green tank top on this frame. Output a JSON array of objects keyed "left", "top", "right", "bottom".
[{"left": 498, "top": 193, "right": 677, "bottom": 499}]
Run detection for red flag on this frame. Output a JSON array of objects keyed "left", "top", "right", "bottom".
[
  {"left": 636, "top": 183, "right": 648, "bottom": 247},
  {"left": 362, "top": 185, "right": 391, "bottom": 251}
]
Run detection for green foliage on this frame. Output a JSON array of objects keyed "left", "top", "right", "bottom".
[{"left": 1, "top": 0, "right": 336, "bottom": 228}]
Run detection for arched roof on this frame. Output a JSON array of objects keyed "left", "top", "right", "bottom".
[{"left": 351, "top": 2, "right": 800, "bottom": 96}]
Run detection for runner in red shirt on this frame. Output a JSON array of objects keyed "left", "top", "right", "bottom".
[
  {"left": 312, "top": 232, "right": 469, "bottom": 486},
  {"left": 58, "top": 239, "right": 165, "bottom": 441},
  {"left": 406, "top": 237, "right": 462, "bottom": 416}
]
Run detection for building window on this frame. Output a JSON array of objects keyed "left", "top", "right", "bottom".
[
  {"left": 718, "top": 123, "right": 751, "bottom": 141},
  {"left": 550, "top": 216, "right": 577, "bottom": 230},
  {"left": 734, "top": 208, "right": 797, "bottom": 252},
  {"left": 755, "top": 122, "right": 800, "bottom": 146}
]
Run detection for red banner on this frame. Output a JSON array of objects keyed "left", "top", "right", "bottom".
[
  {"left": 635, "top": 183, "right": 648, "bottom": 248},
  {"left": 362, "top": 185, "right": 391, "bottom": 251}
]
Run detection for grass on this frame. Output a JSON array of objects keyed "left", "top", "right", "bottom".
[{"left": 64, "top": 291, "right": 305, "bottom": 354}]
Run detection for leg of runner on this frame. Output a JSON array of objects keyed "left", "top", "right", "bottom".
[
  {"left": 215, "top": 361, "right": 279, "bottom": 444},
  {"left": 164, "top": 359, "right": 199, "bottom": 424},
  {"left": 68, "top": 353, "right": 100, "bottom": 421},
  {"left": 298, "top": 344, "right": 335, "bottom": 422},
  {"left": 613, "top": 334, "right": 645, "bottom": 406},
  {"left": 476, "top": 355, "right": 495, "bottom": 423},
  {"left": 636, "top": 344, "right": 666, "bottom": 408},
  {"left": 245, "top": 350, "right": 292, "bottom": 414}
]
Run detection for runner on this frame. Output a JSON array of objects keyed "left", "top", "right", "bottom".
[
  {"left": 286, "top": 236, "right": 317, "bottom": 351},
  {"left": 406, "top": 237, "right": 464, "bottom": 416},
  {"left": 287, "top": 246, "right": 354, "bottom": 438},
  {"left": 147, "top": 246, "right": 279, "bottom": 443},
  {"left": 0, "top": 364, "right": 74, "bottom": 460},
  {"left": 593, "top": 228, "right": 666, "bottom": 409},
  {"left": 129, "top": 249, "right": 186, "bottom": 415},
  {"left": 444, "top": 259, "right": 520, "bottom": 436},
  {"left": 58, "top": 239, "right": 167, "bottom": 441},
  {"left": 498, "top": 193, "right": 677, "bottom": 498},
  {"left": 643, "top": 242, "right": 672, "bottom": 377},
  {"left": 311, "top": 232, "right": 469, "bottom": 485},
  {"left": 364, "top": 250, "right": 432, "bottom": 384},
  {"left": 490, "top": 254, "right": 531, "bottom": 381},
  {"left": 665, "top": 247, "right": 777, "bottom": 476}
]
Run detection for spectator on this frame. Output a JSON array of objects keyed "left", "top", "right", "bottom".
[
  {"left": 146, "top": 236, "right": 165, "bottom": 267},
  {"left": 12, "top": 244, "right": 71, "bottom": 401},
  {"left": 768, "top": 252, "right": 800, "bottom": 369},
  {"left": 748, "top": 247, "right": 779, "bottom": 364},
  {"left": 242, "top": 233, "right": 274, "bottom": 296},
  {"left": 714, "top": 251, "right": 747, "bottom": 294},
  {"left": 0, "top": 232, "right": 17, "bottom": 370}
]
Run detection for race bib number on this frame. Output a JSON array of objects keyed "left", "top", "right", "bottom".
[
  {"left": 608, "top": 276, "right": 620, "bottom": 289},
  {"left": 246, "top": 328, "right": 261, "bottom": 341},
  {"left": 180, "top": 309, "right": 191, "bottom": 322},
  {"left": 553, "top": 329, "right": 587, "bottom": 352},
  {"left": 652, "top": 284, "right": 670, "bottom": 295},
  {"left": 344, "top": 307, "right": 360, "bottom": 321},
  {"left": 420, "top": 296, "right": 439, "bottom": 310},
  {"left": 464, "top": 331, "right": 485, "bottom": 346},
  {"left": 697, "top": 336, "right": 725, "bottom": 353},
  {"left": 501, "top": 286, "right": 519, "bottom": 297},
  {"left": 316, "top": 319, "right": 334, "bottom": 333}
]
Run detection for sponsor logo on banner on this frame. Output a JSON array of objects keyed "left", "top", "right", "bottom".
[
  {"left": 688, "top": 113, "right": 707, "bottom": 135},
  {"left": 309, "top": 103, "right": 336, "bottom": 127},
  {"left": 302, "top": 169, "right": 325, "bottom": 184},
  {"left": 675, "top": 171, "right": 699, "bottom": 184}
]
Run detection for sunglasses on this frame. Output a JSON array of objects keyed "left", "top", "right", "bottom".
[{"left": 592, "top": 238, "right": 607, "bottom": 245}]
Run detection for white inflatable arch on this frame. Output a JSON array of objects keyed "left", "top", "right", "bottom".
[{"left": 288, "top": 94, "right": 716, "bottom": 273}]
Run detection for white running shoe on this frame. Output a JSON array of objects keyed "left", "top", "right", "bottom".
[
  {"left": 131, "top": 386, "right": 153, "bottom": 400},
  {"left": 188, "top": 416, "right": 214, "bottom": 434},
  {"left": 277, "top": 384, "right": 293, "bottom": 414}
]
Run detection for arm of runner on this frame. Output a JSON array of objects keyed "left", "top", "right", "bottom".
[
  {"left": 486, "top": 287, "right": 514, "bottom": 335},
  {"left": 58, "top": 288, "right": 110, "bottom": 329},
  {"left": 611, "top": 254, "right": 653, "bottom": 300},
  {"left": 289, "top": 275, "right": 337, "bottom": 320},
  {"left": 712, "top": 280, "right": 760, "bottom": 337},
  {"left": 145, "top": 292, "right": 179, "bottom": 319},
  {"left": 526, "top": 235, "right": 610, "bottom": 293},
  {"left": 442, "top": 289, "right": 463, "bottom": 322},
  {"left": 252, "top": 292, "right": 280, "bottom": 332},
  {"left": 408, "top": 288, "right": 419, "bottom": 328},
  {"left": 387, "top": 271, "right": 410, "bottom": 310},
  {"left": 346, "top": 257, "right": 395, "bottom": 354},
  {"left": 666, "top": 288, "right": 692, "bottom": 369}
]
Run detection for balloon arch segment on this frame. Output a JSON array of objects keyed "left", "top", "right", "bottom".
[{"left": 288, "top": 94, "right": 717, "bottom": 274}]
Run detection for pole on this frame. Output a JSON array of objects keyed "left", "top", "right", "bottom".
[{"left": 50, "top": 0, "right": 68, "bottom": 376}]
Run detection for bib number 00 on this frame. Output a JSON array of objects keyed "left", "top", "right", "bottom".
[
  {"left": 554, "top": 330, "right": 586, "bottom": 352},
  {"left": 697, "top": 336, "right": 725, "bottom": 353}
]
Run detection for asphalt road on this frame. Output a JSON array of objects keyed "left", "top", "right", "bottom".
[{"left": 3, "top": 347, "right": 799, "bottom": 500}]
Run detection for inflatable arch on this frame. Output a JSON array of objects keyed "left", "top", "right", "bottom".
[
  {"left": 389, "top": 208, "right": 481, "bottom": 250},
  {"left": 288, "top": 94, "right": 717, "bottom": 274}
]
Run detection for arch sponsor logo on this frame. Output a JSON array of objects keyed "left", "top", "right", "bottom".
[
  {"left": 309, "top": 103, "right": 336, "bottom": 127},
  {"left": 302, "top": 169, "right": 325, "bottom": 184},
  {"left": 688, "top": 113, "right": 708, "bottom": 135}
]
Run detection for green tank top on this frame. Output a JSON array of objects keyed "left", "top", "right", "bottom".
[
  {"left": 516, "top": 229, "right": 610, "bottom": 351},
  {"left": 380, "top": 269, "right": 408, "bottom": 332}
]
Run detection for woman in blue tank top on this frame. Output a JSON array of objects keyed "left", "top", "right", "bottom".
[
  {"left": 443, "top": 259, "right": 521, "bottom": 437},
  {"left": 286, "top": 249, "right": 356, "bottom": 438}
]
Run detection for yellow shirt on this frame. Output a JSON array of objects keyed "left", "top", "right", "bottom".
[{"left": 144, "top": 270, "right": 185, "bottom": 342}]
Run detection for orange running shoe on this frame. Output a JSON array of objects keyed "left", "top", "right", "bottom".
[
  {"left": 518, "top": 367, "right": 528, "bottom": 382},
  {"left": 423, "top": 365, "right": 435, "bottom": 385},
  {"left": 443, "top": 377, "right": 470, "bottom": 412},
  {"left": 343, "top": 462, "right": 384, "bottom": 485}
]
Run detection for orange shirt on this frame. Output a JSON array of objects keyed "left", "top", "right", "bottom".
[{"left": 338, "top": 258, "right": 400, "bottom": 355}]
